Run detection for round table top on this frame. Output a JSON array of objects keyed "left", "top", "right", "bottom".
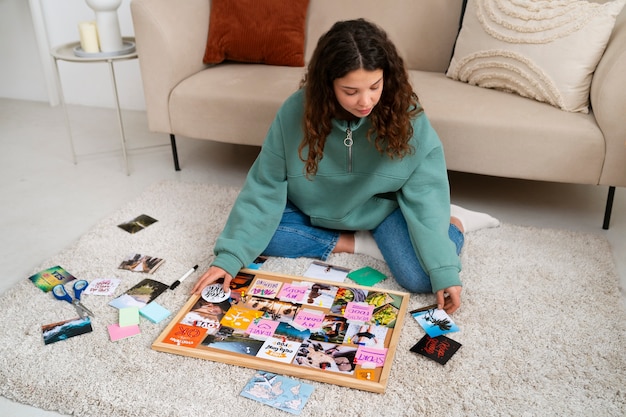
[{"left": 51, "top": 37, "right": 137, "bottom": 62}]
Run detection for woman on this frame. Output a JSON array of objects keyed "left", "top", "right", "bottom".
[{"left": 192, "top": 19, "right": 498, "bottom": 313}]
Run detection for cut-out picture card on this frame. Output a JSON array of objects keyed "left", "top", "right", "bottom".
[
  {"left": 109, "top": 278, "right": 169, "bottom": 310},
  {"left": 118, "top": 253, "right": 165, "bottom": 274},
  {"left": 241, "top": 371, "right": 315, "bottom": 415},
  {"left": 117, "top": 214, "right": 158, "bottom": 234},
  {"left": 84, "top": 278, "right": 121, "bottom": 296},
  {"left": 303, "top": 261, "right": 351, "bottom": 283},
  {"left": 256, "top": 337, "right": 300, "bottom": 364},
  {"left": 162, "top": 323, "right": 207, "bottom": 348},
  {"left": 42, "top": 317, "right": 92, "bottom": 345},
  {"left": 107, "top": 324, "right": 141, "bottom": 342},
  {"left": 410, "top": 334, "right": 462, "bottom": 365},
  {"left": 347, "top": 266, "right": 386, "bottom": 286},
  {"left": 29, "top": 265, "right": 77, "bottom": 292},
  {"left": 411, "top": 308, "right": 460, "bottom": 337}
]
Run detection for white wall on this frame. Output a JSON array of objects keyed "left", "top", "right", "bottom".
[{"left": 0, "top": 0, "right": 145, "bottom": 110}]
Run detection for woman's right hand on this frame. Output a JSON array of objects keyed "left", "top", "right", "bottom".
[{"left": 191, "top": 265, "right": 233, "bottom": 294}]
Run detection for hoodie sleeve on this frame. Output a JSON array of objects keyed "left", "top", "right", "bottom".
[
  {"left": 396, "top": 113, "right": 461, "bottom": 293},
  {"left": 211, "top": 112, "right": 289, "bottom": 278}
]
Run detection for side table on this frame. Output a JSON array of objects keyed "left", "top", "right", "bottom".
[{"left": 51, "top": 36, "right": 138, "bottom": 175}]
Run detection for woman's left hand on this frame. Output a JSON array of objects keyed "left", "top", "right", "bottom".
[{"left": 436, "top": 285, "right": 462, "bottom": 314}]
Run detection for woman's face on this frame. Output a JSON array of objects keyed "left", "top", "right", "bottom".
[{"left": 333, "top": 68, "right": 384, "bottom": 119}]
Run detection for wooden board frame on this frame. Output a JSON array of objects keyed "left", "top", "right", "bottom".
[{"left": 152, "top": 269, "right": 410, "bottom": 393}]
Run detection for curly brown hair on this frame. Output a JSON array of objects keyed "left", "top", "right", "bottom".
[{"left": 299, "top": 19, "right": 422, "bottom": 177}]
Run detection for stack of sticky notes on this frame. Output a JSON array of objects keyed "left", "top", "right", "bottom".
[
  {"left": 107, "top": 307, "right": 141, "bottom": 341},
  {"left": 107, "top": 302, "right": 171, "bottom": 342}
]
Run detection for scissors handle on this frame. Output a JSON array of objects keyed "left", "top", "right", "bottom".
[
  {"left": 73, "top": 280, "right": 88, "bottom": 300},
  {"left": 52, "top": 284, "right": 73, "bottom": 304}
]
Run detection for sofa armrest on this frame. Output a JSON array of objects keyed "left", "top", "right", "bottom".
[
  {"left": 591, "top": 7, "right": 626, "bottom": 187},
  {"left": 130, "top": 0, "right": 210, "bottom": 134}
]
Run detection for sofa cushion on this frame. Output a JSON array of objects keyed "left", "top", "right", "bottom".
[
  {"left": 411, "top": 71, "right": 605, "bottom": 184},
  {"left": 203, "top": 0, "right": 309, "bottom": 67},
  {"left": 446, "top": 0, "right": 626, "bottom": 113},
  {"left": 170, "top": 64, "right": 305, "bottom": 145}
]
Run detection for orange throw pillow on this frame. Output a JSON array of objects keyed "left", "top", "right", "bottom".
[{"left": 203, "top": 0, "right": 310, "bottom": 67}]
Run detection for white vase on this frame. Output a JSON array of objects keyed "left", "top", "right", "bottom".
[{"left": 85, "top": 0, "right": 124, "bottom": 52}]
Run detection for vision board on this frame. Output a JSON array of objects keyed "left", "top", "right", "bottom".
[{"left": 152, "top": 269, "right": 410, "bottom": 393}]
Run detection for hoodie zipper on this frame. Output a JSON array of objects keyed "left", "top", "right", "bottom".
[{"left": 344, "top": 123, "right": 353, "bottom": 173}]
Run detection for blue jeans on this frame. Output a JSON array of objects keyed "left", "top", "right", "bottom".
[{"left": 262, "top": 202, "right": 464, "bottom": 293}]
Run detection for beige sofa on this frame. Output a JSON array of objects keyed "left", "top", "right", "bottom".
[{"left": 130, "top": 0, "right": 626, "bottom": 229}]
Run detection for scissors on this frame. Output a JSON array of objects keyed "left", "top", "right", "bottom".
[{"left": 52, "top": 280, "right": 95, "bottom": 318}]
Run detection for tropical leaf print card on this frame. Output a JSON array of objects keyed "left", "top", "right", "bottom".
[{"left": 411, "top": 308, "right": 460, "bottom": 337}]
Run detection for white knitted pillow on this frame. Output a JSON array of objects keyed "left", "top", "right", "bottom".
[{"left": 446, "top": 0, "right": 626, "bottom": 113}]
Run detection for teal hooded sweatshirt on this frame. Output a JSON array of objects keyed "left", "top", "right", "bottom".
[{"left": 212, "top": 89, "right": 461, "bottom": 293}]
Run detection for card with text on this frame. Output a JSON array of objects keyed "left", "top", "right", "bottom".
[{"left": 410, "top": 334, "right": 461, "bottom": 365}]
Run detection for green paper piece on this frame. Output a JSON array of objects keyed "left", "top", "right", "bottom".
[
  {"left": 119, "top": 306, "right": 140, "bottom": 327},
  {"left": 347, "top": 266, "right": 387, "bottom": 286}
]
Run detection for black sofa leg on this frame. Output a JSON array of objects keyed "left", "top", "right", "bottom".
[
  {"left": 602, "top": 186, "right": 615, "bottom": 230},
  {"left": 170, "top": 134, "right": 181, "bottom": 171}
]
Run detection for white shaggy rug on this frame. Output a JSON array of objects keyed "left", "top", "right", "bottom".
[{"left": 0, "top": 180, "right": 625, "bottom": 417}]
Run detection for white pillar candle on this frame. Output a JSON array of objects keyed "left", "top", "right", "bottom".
[{"left": 78, "top": 21, "right": 99, "bottom": 53}]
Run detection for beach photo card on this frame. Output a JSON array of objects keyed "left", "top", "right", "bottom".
[
  {"left": 41, "top": 317, "right": 93, "bottom": 345},
  {"left": 117, "top": 214, "right": 158, "bottom": 234}
]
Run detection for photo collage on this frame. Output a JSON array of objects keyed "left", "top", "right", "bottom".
[{"left": 154, "top": 270, "right": 409, "bottom": 389}]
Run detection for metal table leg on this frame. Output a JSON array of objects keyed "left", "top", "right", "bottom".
[{"left": 107, "top": 60, "right": 130, "bottom": 175}]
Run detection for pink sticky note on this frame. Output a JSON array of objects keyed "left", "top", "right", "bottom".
[
  {"left": 354, "top": 346, "right": 388, "bottom": 368},
  {"left": 343, "top": 302, "right": 374, "bottom": 322},
  {"left": 107, "top": 323, "right": 141, "bottom": 342},
  {"left": 293, "top": 310, "right": 325, "bottom": 330},
  {"left": 246, "top": 319, "right": 279, "bottom": 340},
  {"left": 278, "top": 283, "right": 307, "bottom": 302}
]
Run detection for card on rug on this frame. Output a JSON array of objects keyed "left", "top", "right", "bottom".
[
  {"left": 347, "top": 266, "right": 386, "bottom": 286},
  {"left": 410, "top": 334, "right": 462, "bottom": 365},
  {"left": 118, "top": 253, "right": 165, "bottom": 274},
  {"left": 117, "top": 214, "right": 158, "bottom": 234},
  {"left": 411, "top": 308, "right": 460, "bottom": 337},
  {"left": 139, "top": 302, "right": 171, "bottom": 324},
  {"left": 107, "top": 323, "right": 141, "bottom": 342},
  {"left": 84, "top": 278, "right": 121, "bottom": 295},
  {"left": 241, "top": 371, "right": 315, "bottom": 415},
  {"left": 303, "top": 260, "right": 350, "bottom": 283},
  {"left": 109, "top": 278, "right": 169, "bottom": 309},
  {"left": 41, "top": 316, "right": 92, "bottom": 345},
  {"left": 29, "top": 265, "right": 77, "bottom": 292}
]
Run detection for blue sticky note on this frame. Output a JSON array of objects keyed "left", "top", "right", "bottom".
[{"left": 139, "top": 302, "right": 171, "bottom": 324}]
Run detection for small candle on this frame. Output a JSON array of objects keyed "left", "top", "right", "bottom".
[{"left": 78, "top": 21, "right": 99, "bottom": 53}]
